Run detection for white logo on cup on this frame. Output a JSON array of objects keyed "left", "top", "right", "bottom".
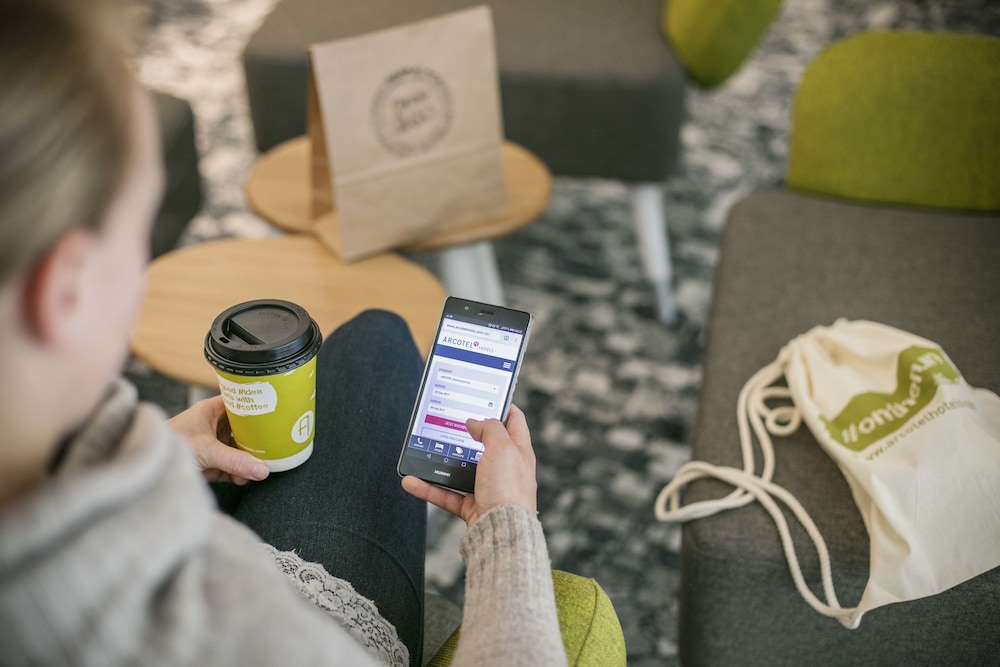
[{"left": 292, "top": 410, "right": 315, "bottom": 444}]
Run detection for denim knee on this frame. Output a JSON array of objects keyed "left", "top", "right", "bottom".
[
  {"left": 343, "top": 309, "right": 410, "bottom": 339},
  {"left": 327, "top": 309, "right": 422, "bottom": 356}
]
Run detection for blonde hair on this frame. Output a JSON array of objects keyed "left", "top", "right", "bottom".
[{"left": 0, "top": 0, "right": 137, "bottom": 284}]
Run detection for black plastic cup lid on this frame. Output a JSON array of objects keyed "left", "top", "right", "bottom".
[{"left": 204, "top": 299, "right": 322, "bottom": 376}]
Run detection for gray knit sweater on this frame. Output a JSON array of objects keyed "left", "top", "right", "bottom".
[{"left": 0, "top": 382, "right": 567, "bottom": 666}]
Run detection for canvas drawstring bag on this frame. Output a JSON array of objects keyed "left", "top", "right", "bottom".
[{"left": 655, "top": 319, "right": 1000, "bottom": 628}]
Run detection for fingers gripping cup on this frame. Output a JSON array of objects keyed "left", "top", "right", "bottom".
[{"left": 204, "top": 300, "right": 322, "bottom": 472}]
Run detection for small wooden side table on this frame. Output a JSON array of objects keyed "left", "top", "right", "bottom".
[
  {"left": 245, "top": 137, "right": 552, "bottom": 305},
  {"left": 131, "top": 235, "right": 447, "bottom": 391}
]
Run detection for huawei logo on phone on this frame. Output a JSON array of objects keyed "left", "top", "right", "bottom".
[{"left": 433, "top": 470, "right": 453, "bottom": 477}]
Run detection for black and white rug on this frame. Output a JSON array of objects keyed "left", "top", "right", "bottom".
[{"left": 131, "top": 1, "right": 1000, "bottom": 663}]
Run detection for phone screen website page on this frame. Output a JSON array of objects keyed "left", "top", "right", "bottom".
[{"left": 406, "top": 316, "right": 525, "bottom": 466}]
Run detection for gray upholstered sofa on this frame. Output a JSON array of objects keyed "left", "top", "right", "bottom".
[
  {"left": 150, "top": 91, "right": 202, "bottom": 257},
  {"left": 682, "top": 190, "right": 1000, "bottom": 665},
  {"left": 678, "top": 31, "right": 1000, "bottom": 666}
]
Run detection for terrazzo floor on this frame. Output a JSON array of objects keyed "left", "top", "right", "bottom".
[{"left": 131, "top": 1, "right": 1000, "bottom": 663}]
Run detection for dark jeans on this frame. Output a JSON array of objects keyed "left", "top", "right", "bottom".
[{"left": 215, "top": 310, "right": 427, "bottom": 665}]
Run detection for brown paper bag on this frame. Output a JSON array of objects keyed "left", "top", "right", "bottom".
[{"left": 308, "top": 5, "right": 508, "bottom": 261}]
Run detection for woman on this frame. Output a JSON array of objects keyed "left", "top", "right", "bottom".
[{"left": 0, "top": 1, "right": 567, "bottom": 665}]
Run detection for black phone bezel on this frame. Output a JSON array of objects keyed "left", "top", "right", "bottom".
[{"left": 396, "top": 297, "right": 532, "bottom": 494}]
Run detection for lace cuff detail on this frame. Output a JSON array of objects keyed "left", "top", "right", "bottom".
[{"left": 263, "top": 545, "right": 409, "bottom": 667}]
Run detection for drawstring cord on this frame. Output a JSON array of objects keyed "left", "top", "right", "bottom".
[{"left": 654, "top": 353, "right": 858, "bottom": 627}]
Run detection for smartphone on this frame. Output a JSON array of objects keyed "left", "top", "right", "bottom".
[{"left": 397, "top": 297, "right": 533, "bottom": 494}]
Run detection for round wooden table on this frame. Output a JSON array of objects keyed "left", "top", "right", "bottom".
[
  {"left": 131, "top": 235, "right": 447, "bottom": 389},
  {"left": 245, "top": 137, "right": 552, "bottom": 251},
  {"left": 245, "top": 137, "right": 552, "bottom": 304}
]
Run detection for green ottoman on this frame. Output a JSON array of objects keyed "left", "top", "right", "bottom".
[{"left": 427, "top": 570, "right": 626, "bottom": 666}]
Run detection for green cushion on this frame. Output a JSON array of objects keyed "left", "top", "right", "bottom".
[
  {"left": 787, "top": 31, "right": 1000, "bottom": 211},
  {"left": 663, "top": 0, "right": 783, "bottom": 88},
  {"left": 427, "top": 570, "right": 626, "bottom": 666}
]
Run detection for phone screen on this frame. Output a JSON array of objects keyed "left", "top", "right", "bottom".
[{"left": 398, "top": 298, "right": 531, "bottom": 492}]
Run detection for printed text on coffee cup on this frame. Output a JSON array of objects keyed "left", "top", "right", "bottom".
[{"left": 217, "top": 376, "right": 278, "bottom": 416}]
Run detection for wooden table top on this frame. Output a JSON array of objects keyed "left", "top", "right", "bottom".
[
  {"left": 131, "top": 235, "right": 447, "bottom": 388},
  {"left": 245, "top": 136, "right": 552, "bottom": 252}
]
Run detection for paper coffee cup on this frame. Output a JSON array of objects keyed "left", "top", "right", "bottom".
[{"left": 204, "top": 299, "right": 322, "bottom": 472}]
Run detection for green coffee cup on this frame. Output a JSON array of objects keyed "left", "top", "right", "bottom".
[{"left": 204, "top": 299, "right": 322, "bottom": 472}]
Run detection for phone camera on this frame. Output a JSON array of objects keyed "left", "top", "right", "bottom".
[{"left": 464, "top": 305, "right": 469, "bottom": 310}]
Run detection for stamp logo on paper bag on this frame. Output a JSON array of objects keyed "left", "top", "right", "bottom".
[{"left": 372, "top": 67, "right": 453, "bottom": 157}]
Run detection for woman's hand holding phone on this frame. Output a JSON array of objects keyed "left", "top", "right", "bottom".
[{"left": 401, "top": 405, "right": 538, "bottom": 526}]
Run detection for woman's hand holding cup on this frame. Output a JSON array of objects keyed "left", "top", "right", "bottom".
[{"left": 168, "top": 396, "right": 271, "bottom": 485}]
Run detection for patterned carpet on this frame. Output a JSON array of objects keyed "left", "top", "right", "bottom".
[{"left": 132, "top": 1, "right": 1000, "bottom": 663}]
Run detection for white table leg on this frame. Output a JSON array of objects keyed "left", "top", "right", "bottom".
[
  {"left": 632, "top": 183, "right": 677, "bottom": 326},
  {"left": 433, "top": 241, "right": 506, "bottom": 305}
]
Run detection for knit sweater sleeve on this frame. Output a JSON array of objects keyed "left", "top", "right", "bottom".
[{"left": 452, "top": 505, "right": 568, "bottom": 666}]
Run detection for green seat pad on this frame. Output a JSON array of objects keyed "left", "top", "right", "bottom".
[
  {"left": 427, "top": 570, "right": 626, "bottom": 666},
  {"left": 664, "top": 0, "right": 783, "bottom": 88},
  {"left": 788, "top": 31, "right": 1000, "bottom": 211}
]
